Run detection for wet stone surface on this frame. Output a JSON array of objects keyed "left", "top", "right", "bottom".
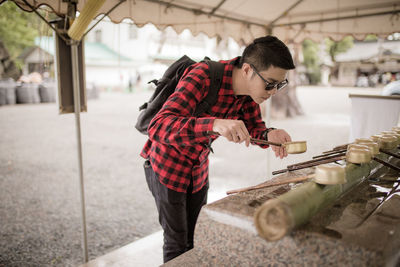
[{"left": 165, "top": 155, "right": 400, "bottom": 266}]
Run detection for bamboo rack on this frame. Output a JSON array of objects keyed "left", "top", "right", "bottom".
[{"left": 253, "top": 150, "right": 397, "bottom": 242}]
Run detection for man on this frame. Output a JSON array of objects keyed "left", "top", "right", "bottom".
[{"left": 141, "top": 35, "right": 295, "bottom": 262}]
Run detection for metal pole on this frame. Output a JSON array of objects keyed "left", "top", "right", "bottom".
[
  {"left": 266, "top": 99, "right": 271, "bottom": 180},
  {"left": 71, "top": 43, "right": 89, "bottom": 263}
]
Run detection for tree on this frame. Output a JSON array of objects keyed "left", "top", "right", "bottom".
[
  {"left": 325, "top": 36, "right": 353, "bottom": 63},
  {"left": 0, "top": 1, "right": 52, "bottom": 73},
  {"left": 302, "top": 39, "right": 321, "bottom": 84},
  {"left": 364, "top": 34, "right": 378, "bottom": 42},
  {"left": 324, "top": 36, "right": 353, "bottom": 82},
  {"left": 0, "top": 2, "right": 40, "bottom": 68},
  {"left": 0, "top": 39, "right": 20, "bottom": 79}
]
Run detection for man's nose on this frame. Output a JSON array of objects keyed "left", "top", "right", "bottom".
[{"left": 269, "top": 87, "right": 278, "bottom": 95}]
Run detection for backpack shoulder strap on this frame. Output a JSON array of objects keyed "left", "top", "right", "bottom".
[{"left": 193, "top": 60, "right": 224, "bottom": 116}]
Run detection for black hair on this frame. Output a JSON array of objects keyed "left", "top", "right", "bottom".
[{"left": 238, "top": 35, "right": 295, "bottom": 71}]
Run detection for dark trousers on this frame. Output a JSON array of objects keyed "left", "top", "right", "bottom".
[{"left": 144, "top": 160, "right": 208, "bottom": 263}]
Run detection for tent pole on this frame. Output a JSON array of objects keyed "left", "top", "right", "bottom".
[
  {"left": 266, "top": 98, "right": 271, "bottom": 180},
  {"left": 71, "top": 43, "right": 89, "bottom": 263}
]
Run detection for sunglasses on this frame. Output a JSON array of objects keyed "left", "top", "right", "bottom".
[{"left": 250, "top": 64, "right": 288, "bottom": 91}]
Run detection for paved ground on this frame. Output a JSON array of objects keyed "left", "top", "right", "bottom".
[{"left": 0, "top": 86, "right": 380, "bottom": 266}]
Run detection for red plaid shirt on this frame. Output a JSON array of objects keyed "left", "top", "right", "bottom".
[{"left": 140, "top": 57, "right": 270, "bottom": 193}]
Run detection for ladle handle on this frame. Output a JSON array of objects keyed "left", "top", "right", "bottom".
[
  {"left": 379, "top": 149, "right": 400, "bottom": 159},
  {"left": 290, "top": 152, "right": 346, "bottom": 168},
  {"left": 322, "top": 144, "right": 349, "bottom": 154},
  {"left": 226, "top": 174, "right": 315, "bottom": 195},
  {"left": 313, "top": 149, "right": 347, "bottom": 159},
  {"left": 373, "top": 157, "right": 400, "bottom": 172},
  {"left": 208, "top": 131, "right": 282, "bottom": 147},
  {"left": 272, "top": 155, "right": 345, "bottom": 175},
  {"left": 288, "top": 155, "right": 345, "bottom": 170}
]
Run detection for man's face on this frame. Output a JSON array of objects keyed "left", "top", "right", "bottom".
[{"left": 247, "top": 64, "right": 288, "bottom": 104}]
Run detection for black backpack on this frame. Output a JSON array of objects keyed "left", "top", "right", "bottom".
[{"left": 135, "top": 55, "right": 225, "bottom": 135}]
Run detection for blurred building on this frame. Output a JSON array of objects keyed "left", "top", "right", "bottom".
[
  {"left": 18, "top": 44, "right": 53, "bottom": 75},
  {"left": 333, "top": 40, "right": 400, "bottom": 87},
  {"left": 19, "top": 19, "right": 243, "bottom": 90},
  {"left": 20, "top": 36, "right": 135, "bottom": 91},
  {"left": 83, "top": 19, "right": 242, "bottom": 89}
]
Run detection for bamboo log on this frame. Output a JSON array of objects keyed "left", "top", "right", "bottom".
[{"left": 254, "top": 153, "right": 391, "bottom": 241}]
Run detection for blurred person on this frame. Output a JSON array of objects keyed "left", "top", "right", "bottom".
[
  {"left": 368, "top": 74, "right": 378, "bottom": 87},
  {"left": 43, "top": 71, "right": 50, "bottom": 80},
  {"left": 128, "top": 75, "right": 134, "bottom": 92},
  {"left": 28, "top": 72, "right": 42, "bottom": 84},
  {"left": 18, "top": 75, "right": 30, "bottom": 83},
  {"left": 140, "top": 35, "right": 295, "bottom": 263},
  {"left": 384, "top": 72, "right": 392, "bottom": 84},
  {"left": 136, "top": 73, "right": 141, "bottom": 90}
]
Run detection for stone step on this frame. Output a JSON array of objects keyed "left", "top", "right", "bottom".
[{"left": 80, "top": 231, "right": 163, "bottom": 267}]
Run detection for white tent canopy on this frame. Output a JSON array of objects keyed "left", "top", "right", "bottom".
[{"left": 8, "top": 0, "right": 400, "bottom": 43}]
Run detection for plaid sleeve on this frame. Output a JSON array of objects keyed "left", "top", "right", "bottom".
[
  {"left": 148, "top": 62, "right": 216, "bottom": 146},
  {"left": 241, "top": 98, "right": 269, "bottom": 148}
]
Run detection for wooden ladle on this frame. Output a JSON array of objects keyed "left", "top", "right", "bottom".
[{"left": 208, "top": 131, "right": 307, "bottom": 154}]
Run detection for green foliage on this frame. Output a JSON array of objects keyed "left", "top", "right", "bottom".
[
  {"left": 364, "top": 34, "right": 378, "bottom": 41},
  {"left": 302, "top": 37, "right": 354, "bottom": 84},
  {"left": 0, "top": 1, "right": 52, "bottom": 68},
  {"left": 302, "top": 39, "right": 321, "bottom": 84},
  {"left": 325, "top": 36, "right": 353, "bottom": 62},
  {"left": 0, "top": 2, "right": 37, "bottom": 60}
]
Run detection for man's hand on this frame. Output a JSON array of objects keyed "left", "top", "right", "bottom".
[
  {"left": 267, "top": 129, "right": 292, "bottom": 159},
  {"left": 213, "top": 119, "right": 251, "bottom": 147}
]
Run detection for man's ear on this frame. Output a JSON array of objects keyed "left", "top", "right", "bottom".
[{"left": 242, "top": 63, "right": 252, "bottom": 77}]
